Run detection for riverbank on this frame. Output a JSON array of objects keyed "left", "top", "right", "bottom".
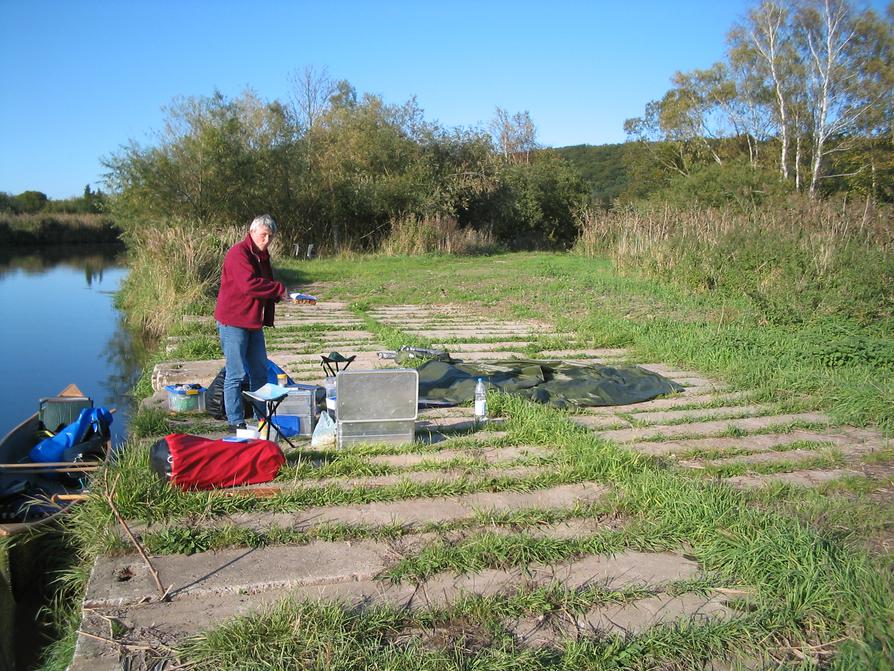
[
  {"left": 0, "top": 213, "right": 121, "bottom": 246},
  {"left": 0, "top": 244, "right": 144, "bottom": 671},
  {"left": 38, "top": 252, "right": 893, "bottom": 669}
]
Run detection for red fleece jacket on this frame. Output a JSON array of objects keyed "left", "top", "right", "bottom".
[{"left": 214, "top": 234, "right": 285, "bottom": 329}]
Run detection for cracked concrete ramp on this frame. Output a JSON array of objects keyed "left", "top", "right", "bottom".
[{"left": 74, "top": 545, "right": 715, "bottom": 670}]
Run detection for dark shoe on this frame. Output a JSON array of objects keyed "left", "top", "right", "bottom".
[{"left": 229, "top": 422, "right": 247, "bottom": 430}]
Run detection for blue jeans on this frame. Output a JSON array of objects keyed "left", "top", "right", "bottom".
[{"left": 217, "top": 322, "right": 268, "bottom": 425}]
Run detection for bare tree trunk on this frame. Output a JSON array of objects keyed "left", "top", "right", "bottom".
[
  {"left": 870, "top": 151, "right": 877, "bottom": 202},
  {"left": 288, "top": 66, "right": 335, "bottom": 132},
  {"left": 750, "top": 2, "right": 790, "bottom": 179},
  {"left": 332, "top": 220, "right": 341, "bottom": 250},
  {"left": 803, "top": 0, "right": 855, "bottom": 197}
]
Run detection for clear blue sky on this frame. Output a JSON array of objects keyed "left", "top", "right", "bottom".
[{"left": 0, "top": 0, "right": 884, "bottom": 199}]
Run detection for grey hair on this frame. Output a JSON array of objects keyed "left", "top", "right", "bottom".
[{"left": 249, "top": 214, "right": 277, "bottom": 235}]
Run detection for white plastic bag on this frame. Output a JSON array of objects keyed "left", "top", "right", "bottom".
[{"left": 311, "top": 410, "right": 336, "bottom": 448}]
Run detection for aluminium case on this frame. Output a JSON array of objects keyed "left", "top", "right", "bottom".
[
  {"left": 276, "top": 384, "right": 320, "bottom": 436},
  {"left": 336, "top": 369, "right": 418, "bottom": 448}
]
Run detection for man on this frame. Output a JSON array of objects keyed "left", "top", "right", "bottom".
[{"left": 214, "top": 214, "right": 285, "bottom": 429}]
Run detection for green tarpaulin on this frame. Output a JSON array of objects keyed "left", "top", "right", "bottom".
[{"left": 415, "top": 358, "right": 684, "bottom": 409}]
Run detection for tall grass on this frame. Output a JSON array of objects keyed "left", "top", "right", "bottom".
[
  {"left": 574, "top": 197, "right": 894, "bottom": 326},
  {"left": 116, "top": 220, "right": 240, "bottom": 337},
  {"left": 0, "top": 212, "right": 120, "bottom": 245},
  {"left": 379, "top": 214, "right": 499, "bottom": 256}
]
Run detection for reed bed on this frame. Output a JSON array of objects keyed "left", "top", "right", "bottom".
[
  {"left": 117, "top": 220, "right": 242, "bottom": 337},
  {"left": 0, "top": 212, "right": 120, "bottom": 245},
  {"left": 379, "top": 214, "right": 499, "bottom": 256},
  {"left": 574, "top": 198, "right": 894, "bottom": 325}
]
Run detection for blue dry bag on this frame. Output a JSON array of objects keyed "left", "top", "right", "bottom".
[{"left": 29, "top": 407, "right": 113, "bottom": 463}]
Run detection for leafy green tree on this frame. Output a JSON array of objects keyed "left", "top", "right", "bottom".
[
  {"left": 463, "top": 151, "right": 587, "bottom": 248},
  {"left": 105, "top": 90, "right": 299, "bottom": 235},
  {"left": 13, "top": 190, "right": 48, "bottom": 213},
  {"left": 0, "top": 192, "right": 18, "bottom": 213},
  {"left": 103, "top": 80, "right": 590, "bottom": 254},
  {"left": 554, "top": 143, "right": 632, "bottom": 207}
]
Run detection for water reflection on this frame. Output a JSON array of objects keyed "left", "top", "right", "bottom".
[
  {"left": 103, "top": 311, "right": 153, "bottom": 432},
  {"left": 0, "top": 244, "right": 146, "bottom": 446},
  {"left": 0, "top": 243, "right": 123, "bottom": 278},
  {"left": 86, "top": 266, "right": 104, "bottom": 288}
]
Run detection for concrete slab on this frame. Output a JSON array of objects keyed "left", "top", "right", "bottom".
[
  {"left": 726, "top": 468, "right": 865, "bottom": 489},
  {"left": 215, "top": 464, "right": 546, "bottom": 498},
  {"left": 368, "top": 445, "right": 549, "bottom": 468},
  {"left": 432, "top": 341, "right": 536, "bottom": 352},
  {"left": 407, "top": 329, "right": 560, "bottom": 339},
  {"left": 269, "top": 342, "right": 380, "bottom": 352},
  {"left": 215, "top": 482, "right": 609, "bottom": 533},
  {"left": 575, "top": 594, "right": 735, "bottom": 642},
  {"left": 387, "top": 321, "right": 540, "bottom": 330},
  {"left": 270, "top": 322, "right": 366, "bottom": 330},
  {"left": 460, "top": 484, "right": 608, "bottom": 512},
  {"left": 84, "top": 539, "right": 393, "bottom": 608},
  {"left": 571, "top": 415, "right": 633, "bottom": 431},
  {"left": 417, "top": 416, "right": 506, "bottom": 432},
  {"left": 683, "top": 447, "right": 840, "bottom": 470},
  {"left": 513, "top": 593, "right": 734, "bottom": 644},
  {"left": 544, "top": 551, "right": 701, "bottom": 590},
  {"left": 418, "top": 568, "right": 525, "bottom": 606},
  {"left": 152, "top": 359, "right": 223, "bottom": 391},
  {"left": 310, "top": 466, "right": 543, "bottom": 491},
  {"left": 449, "top": 351, "right": 533, "bottom": 362},
  {"left": 442, "top": 432, "right": 513, "bottom": 447},
  {"left": 80, "top": 555, "right": 726, "bottom": 667},
  {"left": 417, "top": 406, "right": 474, "bottom": 419},
  {"left": 623, "top": 430, "right": 855, "bottom": 458},
  {"left": 68, "top": 611, "right": 123, "bottom": 671},
  {"left": 635, "top": 364, "right": 717, "bottom": 380},
  {"left": 597, "top": 413, "right": 832, "bottom": 443},
  {"left": 631, "top": 404, "right": 776, "bottom": 425},
  {"left": 101, "top": 579, "right": 420, "bottom": 641},
  {"left": 580, "top": 392, "right": 749, "bottom": 416},
  {"left": 77, "top": 552, "right": 713, "bottom": 665},
  {"left": 673, "top": 377, "right": 726, "bottom": 389},
  {"left": 280, "top": 301, "right": 352, "bottom": 312},
  {"left": 522, "top": 517, "right": 614, "bottom": 539},
  {"left": 538, "top": 349, "right": 629, "bottom": 359},
  {"left": 139, "top": 389, "right": 170, "bottom": 412}
]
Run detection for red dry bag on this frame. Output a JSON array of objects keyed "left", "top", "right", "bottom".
[{"left": 150, "top": 433, "right": 285, "bottom": 490}]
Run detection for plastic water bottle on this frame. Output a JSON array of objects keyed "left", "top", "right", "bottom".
[{"left": 474, "top": 378, "right": 488, "bottom": 424}]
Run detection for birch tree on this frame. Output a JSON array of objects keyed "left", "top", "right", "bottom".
[
  {"left": 796, "top": 0, "right": 874, "bottom": 195},
  {"left": 288, "top": 65, "right": 336, "bottom": 132},
  {"left": 729, "top": 1, "right": 801, "bottom": 179},
  {"left": 489, "top": 107, "right": 538, "bottom": 164}
]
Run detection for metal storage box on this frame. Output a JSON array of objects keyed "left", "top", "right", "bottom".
[
  {"left": 336, "top": 369, "right": 418, "bottom": 448},
  {"left": 277, "top": 384, "right": 320, "bottom": 436}
]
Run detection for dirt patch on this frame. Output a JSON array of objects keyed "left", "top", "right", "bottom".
[{"left": 397, "top": 618, "right": 494, "bottom": 654}]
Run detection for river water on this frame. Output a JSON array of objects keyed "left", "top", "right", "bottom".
[{"left": 0, "top": 245, "right": 146, "bottom": 446}]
